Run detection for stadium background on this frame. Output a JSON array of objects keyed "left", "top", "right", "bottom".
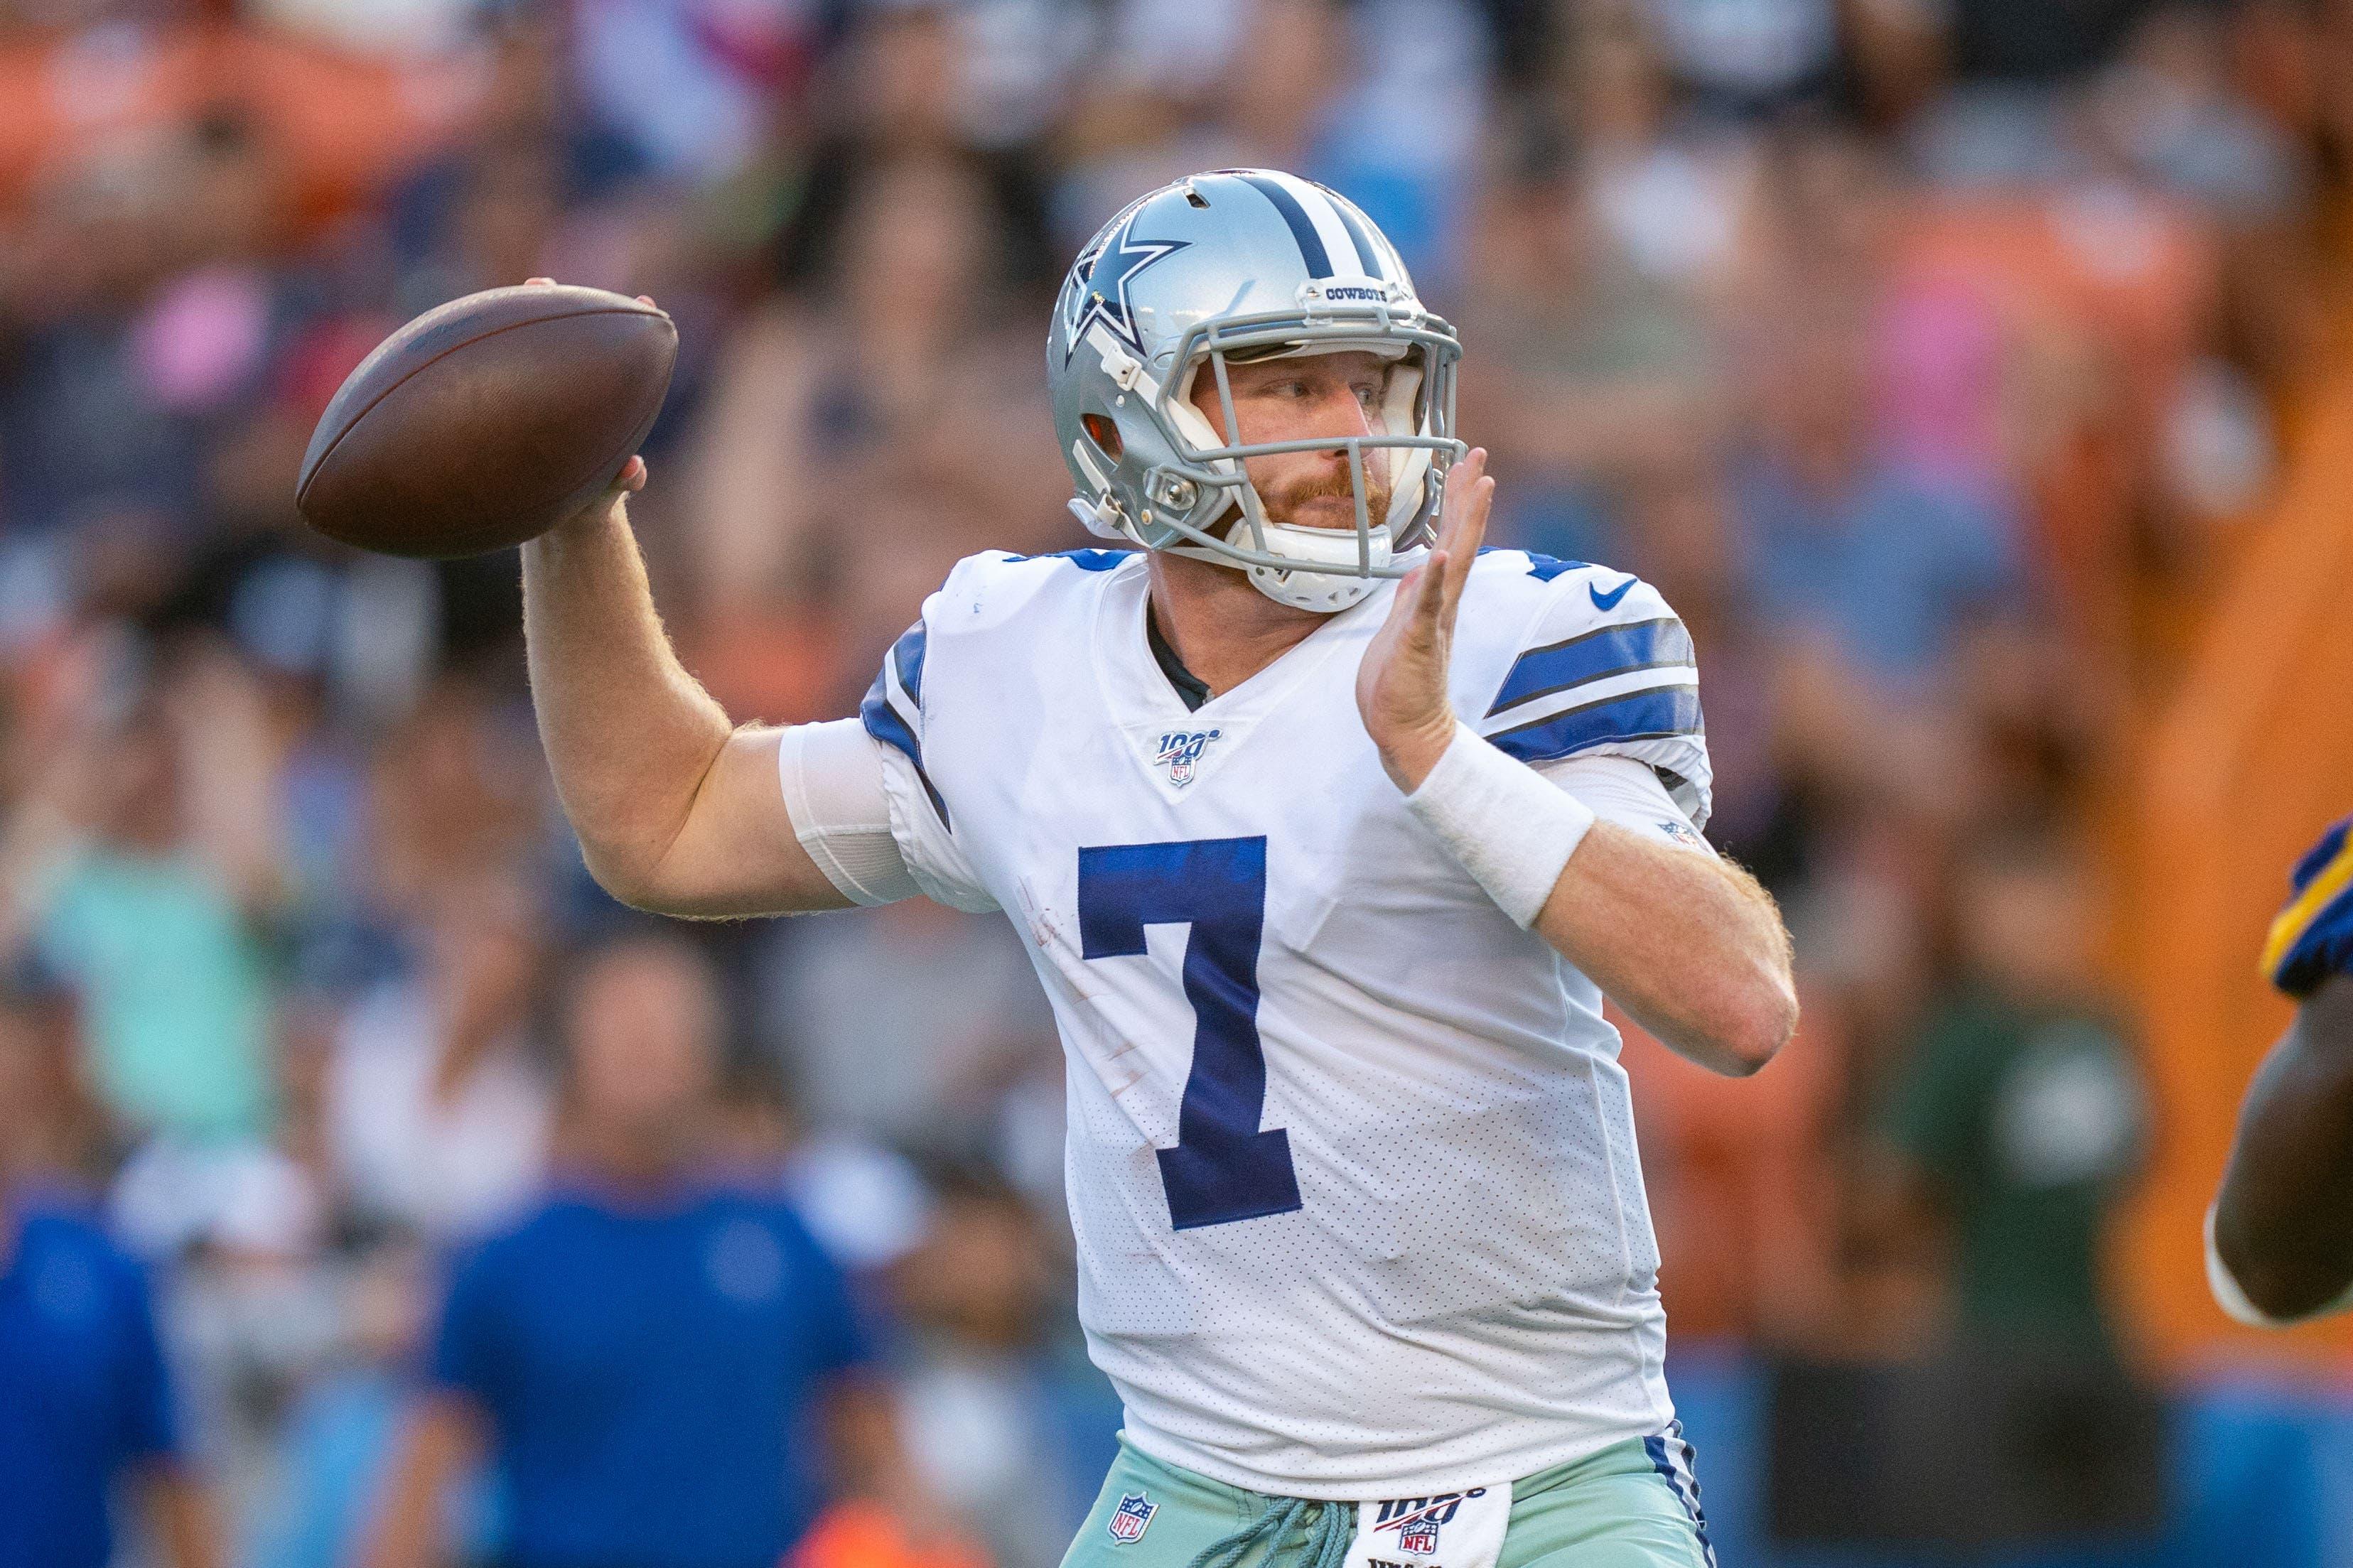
[{"left": 0, "top": 0, "right": 2349, "bottom": 1561}]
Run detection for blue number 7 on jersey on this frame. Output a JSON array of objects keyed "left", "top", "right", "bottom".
[{"left": 1077, "top": 837, "right": 1304, "bottom": 1230}]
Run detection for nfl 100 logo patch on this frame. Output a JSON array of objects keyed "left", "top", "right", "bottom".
[
  {"left": 1153, "top": 728, "right": 1222, "bottom": 789},
  {"left": 1372, "top": 1490, "right": 1484, "bottom": 1559},
  {"left": 1108, "top": 1492, "right": 1158, "bottom": 1543}
]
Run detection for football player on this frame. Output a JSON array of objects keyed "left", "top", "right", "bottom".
[
  {"left": 519, "top": 171, "right": 1796, "bottom": 1568},
  {"left": 2209, "top": 817, "right": 2353, "bottom": 1325}
]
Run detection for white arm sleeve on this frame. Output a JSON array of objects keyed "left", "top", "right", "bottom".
[
  {"left": 776, "top": 719, "right": 921, "bottom": 907},
  {"left": 1537, "top": 754, "right": 1715, "bottom": 853}
]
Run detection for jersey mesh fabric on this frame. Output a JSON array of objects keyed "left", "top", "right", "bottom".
[{"left": 861, "top": 548, "right": 1708, "bottom": 1496}]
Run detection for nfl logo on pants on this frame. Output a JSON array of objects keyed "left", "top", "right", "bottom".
[{"left": 1109, "top": 1493, "right": 1158, "bottom": 1543}]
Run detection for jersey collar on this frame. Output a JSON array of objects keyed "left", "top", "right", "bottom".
[{"left": 1091, "top": 558, "right": 1391, "bottom": 799}]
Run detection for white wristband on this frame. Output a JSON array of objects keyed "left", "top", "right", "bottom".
[{"left": 1404, "top": 720, "right": 1596, "bottom": 927}]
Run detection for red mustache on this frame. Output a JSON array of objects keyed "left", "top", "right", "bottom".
[{"left": 1260, "top": 467, "right": 1393, "bottom": 529}]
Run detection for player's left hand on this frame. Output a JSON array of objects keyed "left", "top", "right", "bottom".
[{"left": 1357, "top": 447, "right": 1493, "bottom": 792}]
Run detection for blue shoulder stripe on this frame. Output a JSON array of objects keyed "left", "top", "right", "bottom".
[
  {"left": 1489, "top": 684, "right": 1703, "bottom": 765},
  {"left": 1045, "top": 548, "right": 1129, "bottom": 571},
  {"left": 1524, "top": 553, "right": 1589, "bottom": 581},
  {"left": 1487, "top": 617, "right": 1693, "bottom": 717},
  {"left": 1001, "top": 548, "right": 1129, "bottom": 571},
  {"left": 888, "top": 621, "right": 927, "bottom": 707},
  {"left": 1470, "top": 548, "right": 1591, "bottom": 580},
  {"left": 860, "top": 673, "right": 949, "bottom": 826}
]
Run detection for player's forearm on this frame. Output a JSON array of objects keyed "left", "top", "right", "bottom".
[
  {"left": 520, "top": 499, "right": 737, "bottom": 905},
  {"left": 2212, "top": 975, "right": 2353, "bottom": 1319},
  {"left": 1534, "top": 825, "right": 1797, "bottom": 1076}
]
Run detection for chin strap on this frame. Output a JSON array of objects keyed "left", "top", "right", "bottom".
[
  {"left": 1109, "top": 500, "right": 1416, "bottom": 614},
  {"left": 1244, "top": 521, "right": 1411, "bottom": 612},
  {"left": 1247, "top": 560, "right": 1385, "bottom": 612}
]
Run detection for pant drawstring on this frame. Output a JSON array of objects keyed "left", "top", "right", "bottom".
[
  {"left": 1184, "top": 1491, "right": 1355, "bottom": 1568},
  {"left": 1304, "top": 1496, "right": 1355, "bottom": 1568}
]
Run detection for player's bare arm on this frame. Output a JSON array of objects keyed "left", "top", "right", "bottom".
[
  {"left": 521, "top": 464, "right": 848, "bottom": 918},
  {"left": 504, "top": 279, "right": 846, "bottom": 919},
  {"left": 1359, "top": 450, "right": 1798, "bottom": 1078},
  {"left": 2212, "top": 973, "right": 2353, "bottom": 1319}
]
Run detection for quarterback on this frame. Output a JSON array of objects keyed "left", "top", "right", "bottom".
[{"left": 520, "top": 171, "right": 1797, "bottom": 1568}]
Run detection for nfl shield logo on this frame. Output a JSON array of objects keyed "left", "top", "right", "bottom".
[
  {"left": 1153, "top": 728, "right": 1222, "bottom": 789},
  {"left": 1109, "top": 1493, "right": 1158, "bottom": 1543},
  {"left": 1375, "top": 1492, "right": 1479, "bottom": 1559}
]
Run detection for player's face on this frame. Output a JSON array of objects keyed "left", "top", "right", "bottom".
[{"left": 1188, "top": 349, "right": 1395, "bottom": 531}]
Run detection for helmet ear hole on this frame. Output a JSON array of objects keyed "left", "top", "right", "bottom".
[{"left": 1081, "top": 413, "right": 1124, "bottom": 461}]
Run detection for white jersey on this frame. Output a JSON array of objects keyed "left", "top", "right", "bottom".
[{"left": 858, "top": 546, "right": 1713, "bottom": 1498}]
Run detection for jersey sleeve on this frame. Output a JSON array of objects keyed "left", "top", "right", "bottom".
[
  {"left": 860, "top": 605, "right": 999, "bottom": 914},
  {"left": 2262, "top": 817, "right": 2353, "bottom": 997},
  {"left": 1539, "top": 754, "right": 1712, "bottom": 853},
  {"left": 1474, "top": 571, "right": 1713, "bottom": 829}
]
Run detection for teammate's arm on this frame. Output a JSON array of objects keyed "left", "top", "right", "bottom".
[
  {"left": 2210, "top": 973, "right": 2353, "bottom": 1322},
  {"left": 521, "top": 465, "right": 850, "bottom": 917},
  {"left": 1359, "top": 450, "right": 1797, "bottom": 1077}
]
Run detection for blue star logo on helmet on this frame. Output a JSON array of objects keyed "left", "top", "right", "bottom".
[{"left": 1061, "top": 209, "right": 1189, "bottom": 367}]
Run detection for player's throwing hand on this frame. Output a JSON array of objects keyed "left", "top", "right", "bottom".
[
  {"left": 520, "top": 278, "right": 654, "bottom": 532},
  {"left": 1356, "top": 447, "right": 1495, "bottom": 792}
]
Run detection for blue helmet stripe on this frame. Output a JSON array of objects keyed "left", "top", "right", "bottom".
[
  {"left": 1324, "top": 191, "right": 1388, "bottom": 280},
  {"left": 1234, "top": 172, "right": 1332, "bottom": 278}
]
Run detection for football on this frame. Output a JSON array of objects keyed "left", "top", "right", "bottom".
[{"left": 296, "top": 283, "right": 676, "bottom": 558}]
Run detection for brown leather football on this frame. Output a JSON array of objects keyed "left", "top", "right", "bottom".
[{"left": 296, "top": 285, "right": 677, "bottom": 558}]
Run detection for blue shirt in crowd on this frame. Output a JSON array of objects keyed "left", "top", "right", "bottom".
[
  {"left": 0, "top": 1193, "right": 181, "bottom": 1568},
  {"left": 1735, "top": 452, "right": 2021, "bottom": 688},
  {"left": 431, "top": 1179, "right": 875, "bottom": 1568}
]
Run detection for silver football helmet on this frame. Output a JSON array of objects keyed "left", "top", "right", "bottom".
[{"left": 1047, "top": 168, "right": 1465, "bottom": 612}]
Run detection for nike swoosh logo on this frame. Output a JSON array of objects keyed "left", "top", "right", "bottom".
[{"left": 1589, "top": 576, "right": 1636, "bottom": 612}]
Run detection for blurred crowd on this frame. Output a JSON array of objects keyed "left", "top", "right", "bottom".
[{"left": 0, "top": 0, "right": 2349, "bottom": 1562}]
